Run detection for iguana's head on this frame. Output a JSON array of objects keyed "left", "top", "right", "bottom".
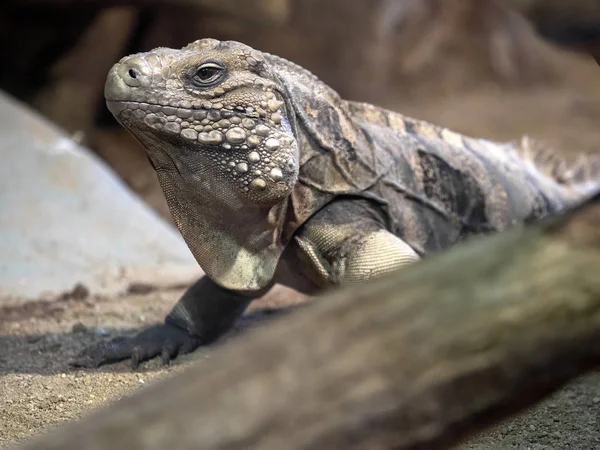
[{"left": 104, "top": 38, "right": 299, "bottom": 207}]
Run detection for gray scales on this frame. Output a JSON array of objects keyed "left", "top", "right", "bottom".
[{"left": 73, "top": 38, "right": 600, "bottom": 368}]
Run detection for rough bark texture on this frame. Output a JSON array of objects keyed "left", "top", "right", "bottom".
[{"left": 11, "top": 191, "right": 600, "bottom": 450}]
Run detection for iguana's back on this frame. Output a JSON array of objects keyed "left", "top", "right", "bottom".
[
  {"left": 245, "top": 45, "right": 599, "bottom": 257},
  {"left": 343, "top": 101, "right": 600, "bottom": 255}
]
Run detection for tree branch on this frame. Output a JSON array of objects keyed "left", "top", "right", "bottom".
[{"left": 13, "top": 192, "right": 600, "bottom": 450}]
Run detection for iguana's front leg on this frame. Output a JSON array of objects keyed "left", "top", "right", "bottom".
[
  {"left": 296, "top": 227, "right": 420, "bottom": 288},
  {"left": 330, "top": 229, "right": 420, "bottom": 285},
  {"left": 72, "top": 277, "right": 264, "bottom": 369},
  {"left": 293, "top": 199, "right": 421, "bottom": 288}
]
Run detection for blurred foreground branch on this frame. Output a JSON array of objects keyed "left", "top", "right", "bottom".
[
  {"left": 14, "top": 192, "right": 600, "bottom": 450},
  {"left": 504, "top": 0, "right": 600, "bottom": 60}
]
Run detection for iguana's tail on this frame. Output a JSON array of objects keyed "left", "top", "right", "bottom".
[{"left": 517, "top": 136, "right": 600, "bottom": 197}]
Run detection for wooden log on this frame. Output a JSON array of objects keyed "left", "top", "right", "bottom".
[{"left": 12, "top": 192, "right": 600, "bottom": 450}]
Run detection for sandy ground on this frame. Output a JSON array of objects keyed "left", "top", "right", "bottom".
[
  {"left": 0, "top": 286, "right": 310, "bottom": 448},
  {"left": 2, "top": 49, "right": 600, "bottom": 448},
  {"left": 1, "top": 286, "right": 599, "bottom": 450}
]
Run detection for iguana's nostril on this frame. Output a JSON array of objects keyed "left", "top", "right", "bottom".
[{"left": 120, "top": 64, "right": 143, "bottom": 87}]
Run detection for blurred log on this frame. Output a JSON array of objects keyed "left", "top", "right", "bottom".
[
  {"left": 13, "top": 191, "right": 600, "bottom": 450},
  {"left": 503, "top": 0, "right": 600, "bottom": 59}
]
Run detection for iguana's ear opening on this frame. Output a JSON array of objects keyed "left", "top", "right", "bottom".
[{"left": 272, "top": 63, "right": 381, "bottom": 193}]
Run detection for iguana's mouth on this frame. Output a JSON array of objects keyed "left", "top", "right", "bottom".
[
  {"left": 107, "top": 100, "right": 261, "bottom": 119},
  {"left": 107, "top": 99, "right": 209, "bottom": 118},
  {"left": 106, "top": 96, "right": 299, "bottom": 202},
  {"left": 105, "top": 99, "right": 129, "bottom": 116},
  {"left": 106, "top": 94, "right": 294, "bottom": 153},
  {"left": 106, "top": 99, "right": 273, "bottom": 145}
]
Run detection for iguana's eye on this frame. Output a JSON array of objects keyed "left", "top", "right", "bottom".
[{"left": 191, "top": 62, "right": 225, "bottom": 86}]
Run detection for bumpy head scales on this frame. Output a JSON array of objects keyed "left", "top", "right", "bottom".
[{"left": 104, "top": 38, "right": 299, "bottom": 207}]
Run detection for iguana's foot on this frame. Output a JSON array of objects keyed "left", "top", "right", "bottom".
[
  {"left": 70, "top": 323, "right": 200, "bottom": 369},
  {"left": 71, "top": 277, "right": 258, "bottom": 370}
]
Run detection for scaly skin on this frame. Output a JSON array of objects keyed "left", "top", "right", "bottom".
[{"left": 72, "top": 38, "right": 600, "bottom": 369}]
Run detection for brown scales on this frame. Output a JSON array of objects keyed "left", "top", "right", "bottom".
[
  {"left": 265, "top": 46, "right": 600, "bottom": 194},
  {"left": 347, "top": 98, "right": 600, "bottom": 188}
]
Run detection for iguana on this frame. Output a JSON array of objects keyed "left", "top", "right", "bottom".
[{"left": 73, "top": 38, "right": 600, "bottom": 369}]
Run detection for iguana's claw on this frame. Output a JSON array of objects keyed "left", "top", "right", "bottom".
[{"left": 70, "top": 324, "right": 200, "bottom": 369}]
